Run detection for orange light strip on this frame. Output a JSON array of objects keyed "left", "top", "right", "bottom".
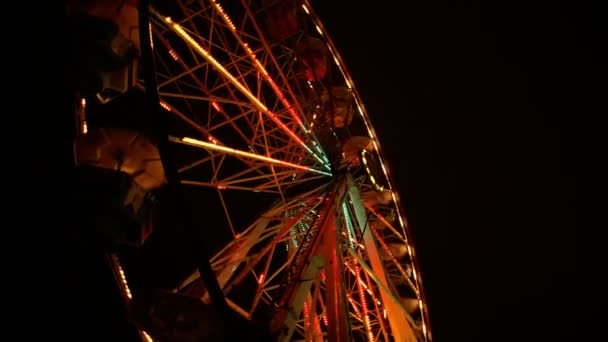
[
  {"left": 354, "top": 261, "right": 374, "bottom": 341},
  {"left": 79, "top": 98, "right": 88, "bottom": 134},
  {"left": 171, "top": 136, "right": 331, "bottom": 176},
  {"left": 347, "top": 248, "right": 417, "bottom": 327},
  {"left": 151, "top": 8, "right": 328, "bottom": 170},
  {"left": 110, "top": 255, "right": 155, "bottom": 341},
  {"left": 211, "top": 1, "right": 314, "bottom": 139},
  {"left": 159, "top": 100, "right": 220, "bottom": 144}
]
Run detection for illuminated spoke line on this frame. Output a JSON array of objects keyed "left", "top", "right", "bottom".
[
  {"left": 170, "top": 136, "right": 331, "bottom": 176},
  {"left": 150, "top": 7, "right": 329, "bottom": 171},
  {"left": 211, "top": 0, "right": 329, "bottom": 164}
]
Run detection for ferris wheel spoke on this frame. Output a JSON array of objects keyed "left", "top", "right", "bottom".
[
  {"left": 176, "top": 156, "right": 326, "bottom": 197},
  {"left": 84, "top": 0, "right": 435, "bottom": 340},
  {"left": 151, "top": 30, "right": 263, "bottom": 150},
  {"left": 149, "top": 5, "right": 330, "bottom": 171},
  {"left": 239, "top": 0, "right": 307, "bottom": 119},
  {"left": 176, "top": 172, "right": 425, "bottom": 340},
  {"left": 152, "top": 45, "right": 326, "bottom": 174},
  {"left": 177, "top": 177, "right": 399, "bottom": 341},
  {"left": 142, "top": 2, "right": 336, "bottom": 204},
  {"left": 209, "top": 0, "right": 317, "bottom": 144},
  {"left": 177, "top": 186, "right": 328, "bottom": 301},
  {"left": 171, "top": 135, "right": 329, "bottom": 173},
  {"left": 66, "top": 0, "right": 434, "bottom": 340}
]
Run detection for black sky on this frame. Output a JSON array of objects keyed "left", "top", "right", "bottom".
[
  {"left": 312, "top": 0, "right": 576, "bottom": 340},
  {"left": 12, "top": 0, "right": 581, "bottom": 340}
]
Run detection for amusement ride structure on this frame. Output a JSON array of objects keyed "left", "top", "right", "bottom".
[{"left": 64, "top": 0, "right": 432, "bottom": 340}]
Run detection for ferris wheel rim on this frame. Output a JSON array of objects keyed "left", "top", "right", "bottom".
[{"left": 132, "top": 0, "right": 432, "bottom": 340}]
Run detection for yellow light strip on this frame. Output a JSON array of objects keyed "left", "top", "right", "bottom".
[
  {"left": 150, "top": 8, "right": 327, "bottom": 169},
  {"left": 171, "top": 136, "right": 331, "bottom": 176}
]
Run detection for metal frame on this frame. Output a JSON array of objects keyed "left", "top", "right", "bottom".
[{"left": 123, "top": 0, "right": 433, "bottom": 340}]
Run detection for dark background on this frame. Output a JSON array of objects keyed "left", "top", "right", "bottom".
[
  {"left": 311, "top": 1, "right": 577, "bottom": 339},
  {"left": 12, "top": 0, "right": 583, "bottom": 340}
]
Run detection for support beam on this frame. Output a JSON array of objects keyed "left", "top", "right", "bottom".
[
  {"left": 277, "top": 255, "right": 324, "bottom": 342},
  {"left": 137, "top": 0, "right": 229, "bottom": 317},
  {"left": 322, "top": 195, "right": 351, "bottom": 342},
  {"left": 347, "top": 174, "right": 417, "bottom": 342},
  {"left": 171, "top": 136, "right": 331, "bottom": 176},
  {"left": 150, "top": 8, "right": 328, "bottom": 168}
]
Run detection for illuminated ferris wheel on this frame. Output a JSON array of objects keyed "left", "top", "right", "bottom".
[{"left": 67, "top": 0, "right": 432, "bottom": 341}]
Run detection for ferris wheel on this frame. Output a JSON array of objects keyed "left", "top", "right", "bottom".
[{"left": 67, "top": 0, "right": 432, "bottom": 341}]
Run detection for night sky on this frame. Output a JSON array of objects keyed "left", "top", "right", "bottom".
[
  {"left": 312, "top": 0, "right": 576, "bottom": 340},
  {"left": 14, "top": 0, "right": 580, "bottom": 340}
]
